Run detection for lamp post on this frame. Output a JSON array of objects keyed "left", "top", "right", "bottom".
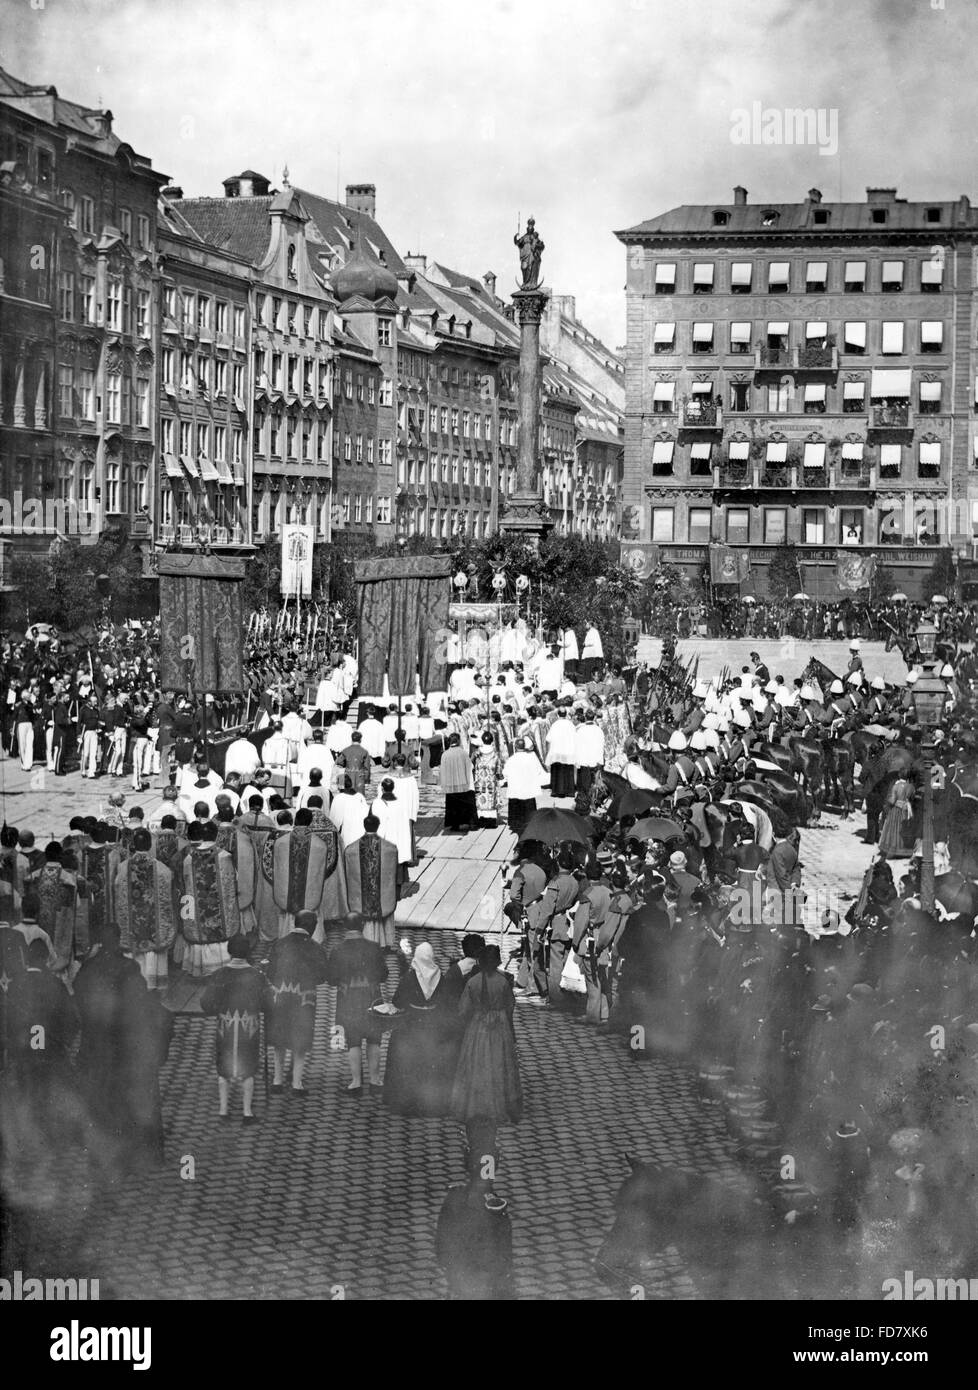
[{"left": 910, "top": 618, "right": 947, "bottom": 914}]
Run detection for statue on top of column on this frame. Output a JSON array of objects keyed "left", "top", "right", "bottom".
[{"left": 514, "top": 217, "right": 544, "bottom": 290}]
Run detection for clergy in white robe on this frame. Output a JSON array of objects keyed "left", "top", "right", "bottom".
[
  {"left": 357, "top": 710, "right": 388, "bottom": 761},
  {"left": 371, "top": 780, "right": 413, "bottom": 869},
  {"left": 330, "top": 784, "right": 370, "bottom": 849},
  {"left": 573, "top": 712, "right": 606, "bottom": 792},
  {"left": 295, "top": 732, "right": 334, "bottom": 789},
  {"left": 545, "top": 712, "right": 578, "bottom": 799},
  {"left": 325, "top": 718, "right": 354, "bottom": 754}
]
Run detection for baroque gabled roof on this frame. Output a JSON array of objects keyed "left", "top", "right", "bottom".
[{"left": 170, "top": 196, "right": 275, "bottom": 263}]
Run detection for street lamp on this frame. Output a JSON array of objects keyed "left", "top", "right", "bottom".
[{"left": 910, "top": 618, "right": 948, "bottom": 913}]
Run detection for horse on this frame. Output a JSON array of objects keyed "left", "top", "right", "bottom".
[
  {"left": 818, "top": 734, "right": 856, "bottom": 816},
  {"left": 737, "top": 773, "right": 810, "bottom": 829}
]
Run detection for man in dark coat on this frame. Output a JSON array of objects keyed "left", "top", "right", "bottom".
[
  {"left": 323, "top": 912, "right": 388, "bottom": 1095},
  {"left": 266, "top": 909, "right": 328, "bottom": 1095},
  {"left": 200, "top": 933, "right": 271, "bottom": 1122}
]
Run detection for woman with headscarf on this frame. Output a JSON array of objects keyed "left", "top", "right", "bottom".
[{"left": 383, "top": 941, "right": 450, "bottom": 1116}]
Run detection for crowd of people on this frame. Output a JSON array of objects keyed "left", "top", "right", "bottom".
[{"left": 3, "top": 595, "right": 978, "bottom": 1294}]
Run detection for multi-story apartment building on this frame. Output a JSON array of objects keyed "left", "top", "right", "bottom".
[
  {"left": 0, "top": 67, "right": 167, "bottom": 574},
  {"left": 174, "top": 172, "right": 336, "bottom": 545},
  {"left": 156, "top": 193, "right": 253, "bottom": 549},
  {"left": 616, "top": 187, "right": 978, "bottom": 598}
]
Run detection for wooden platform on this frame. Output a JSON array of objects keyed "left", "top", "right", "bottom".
[{"left": 395, "top": 818, "right": 516, "bottom": 938}]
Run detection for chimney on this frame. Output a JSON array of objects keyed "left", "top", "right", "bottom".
[
  {"left": 345, "top": 183, "right": 376, "bottom": 219},
  {"left": 222, "top": 171, "right": 270, "bottom": 198},
  {"left": 162, "top": 184, "right": 184, "bottom": 200},
  {"left": 866, "top": 187, "right": 897, "bottom": 204},
  {"left": 404, "top": 252, "right": 427, "bottom": 274},
  {"left": 733, "top": 185, "right": 748, "bottom": 206},
  {"left": 483, "top": 270, "right": 497, "bottom": 297},
  {"left": 807, "top": 188, "right": 822, "bottom": 204}
]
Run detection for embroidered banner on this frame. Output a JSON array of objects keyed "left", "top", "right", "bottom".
[
  {"left": 354, "top": 554, "right": 451, "bottom": 696},
  {"left": 159, "top": 560, "right": 246, "bottom": 694}
]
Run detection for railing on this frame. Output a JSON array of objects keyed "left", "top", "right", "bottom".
[
  {"left": 759, "top": 466, "right": 790, "bottom": 488},
  {"left": 681, "top": 400, "right": 722, "bottom": 428},
  {"left": 870, "top": 402, "right": 912, "bottom": 429},
  {"left": 801, "top": 466, "right": 829, "bottom": 487},
  {"left": 797, "top": 343, "right": 838, "bottom": 371},
  {"left": 719, "top": 463, "right": 750, "bottom": 486},
  {"left": 836, "top": 468, "right": 874, "bottom": 489},
  {"left": 754, "top": 345, "right": 791, "bottom": 370}
]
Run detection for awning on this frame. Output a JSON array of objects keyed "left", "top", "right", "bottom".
[
  {"left": 729, "top": 441, "right": 750, "bottom": 461},
  {"left": 919, "top": 442, "right": 941, "bottom": 465},
  {"left": 651, "top": 442, "right": 674, "bottom": 463},
  {"left": 844, "top": 261, "right": 866, "bottom": 282},
  {"left": 804, "top": 383, "right": 827, "bottom": 402},
  {"left": 804, "top": 442, "right": 826, "bottom": 467},
  {"left": 652, "top": 381, "right": 674, "bottom": 402},
  {"left": 919, "top": 381, "right": 942, "bottom": 401},
  {"left": 880, "top": 444, "right": 902, "bottom": 467},
  {"left": 881, "top": 322, "right": 904, "bottom": 353},
  {"left": 214, "top": 458, "right": 234, "bottom": 484},
  {"left": 765, "top": 442, "right": 787, "bottom": 463},
  {"left": 842, "top": 443, "right": 864, "bottom": 461},
  {"left": 921, "top": 259, "right": 943, "bottom": 285},
  {"left": 806, "top": 261, "right": 827, "bottom": 281},
  {"left": 768, "top": 262, "right": 790, "bottom": 283},
  {"left": 871, "top": 368, "right": 911, "bottom": 398},
  {"left": 232, "top": 462, "right": 246, "bottom": 485},
  {"left": 844, "top": 322, "right": 867, "bottom": 348},
  {"left": 653, "top": 322, "right": 675, "bottom": 343},
  {"left": 233, "top": 396, "right": 247, "bottom": 413},
  {"left": 730, "top": 321, "right": 751, "bottom": 343},
  {"left": 693, "top": 263, "right": 715, "bottom": 285},
  {"left": 806, "top": 321, "right": 828, "bottom": 338},
  {"left": 654, "top": 263, "right": 676, "bottom": 285},
  {"left": 882, "top": 260, "right": 904, "bottom": 284},
  {"left": 843, "top": 381, "right": 865, "bottom": 399},
  {"left": 691, "top": 380, "right": 713, "bottom": 395},
  {"left": 692, "top": 322, "right": 714, "bottom": 342},
  {"left": 768, "top": 321, "right": 789, "bottom": 336},
  {"left": 198, "top": 457, "right": 220, "bottom": 482},
  {"left": 163, "top": 453, "right": 183, "bottom": 479},
  {"left": 691, "top": 442, "right": 713, "bottom": 460},
  {"left": 731, "top": 262, "right": 752, "bottom": 286},
  {"left": 920, "top": 321, "right": 944, "bottom": 344},
  {"left": 180, "top": 454, "right": 200, "bottom": 480}
]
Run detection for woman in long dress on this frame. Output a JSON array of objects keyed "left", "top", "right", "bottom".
[
  {"left": 878, "top": 777, "right": 912, "bottom": 858},
  {"left": 473, "top": 732, "right": 503, "bottom": 826},
  {"left": 451, "top": 945, "right": 523, "bottom": 1127},
  {"left": 383, "top": 942, "right": 450, "bottom": 1116}
]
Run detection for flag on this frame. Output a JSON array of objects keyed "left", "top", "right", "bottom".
[
  {"left": 836, "top": 552, "right": 875, "bottom": 593},
  {"left": 710, "top": 544, "right": 751, "bottom": 584}
]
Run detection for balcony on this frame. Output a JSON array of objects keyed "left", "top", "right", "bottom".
[
  {"left": 680, "top": 399, "right": 723, "bottom": 431},
  {"left": 835, "top": 465, "right": 876, "bottom": 490},
  {"left": 754, "top": 345, "right": 792, "bottom": 373},
  {"left": 757, "top": 466, "right": 791, "bottom": 489},
  {"left": 795, "top": 343, "right": 838, "bottom": 373},
  {"left": 717, "top": 462, "right": 751, "bottom": 487},
  {"left": 753, "top": 344, "right": 838, "bottom": 375},
  {"left": 801, "top": 465, "right": 829, "bottom": 489},
  {"left": 868, "top": 402, "right": 913, "bottom": 436}
]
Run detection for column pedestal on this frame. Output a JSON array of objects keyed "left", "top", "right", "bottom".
[{"left": 500, "top": 287, "right": 553, "bottom": 551}]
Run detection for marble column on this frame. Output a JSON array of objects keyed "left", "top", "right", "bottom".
[{"left": 500, "top": 288, "right": 553, "bottom": 550}]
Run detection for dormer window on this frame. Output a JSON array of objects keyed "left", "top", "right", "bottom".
[
  {"left": 287, "top": 244, "right": 297, "bottom": 281},
  {"left": 925, "top": 207, "right": 941, "bottom": 223},
  {"left": 812, "top": 208, "right": 830, "bottom": 225},
  {"left": 447, "top": 315, "right": 455, "bottom": 336},
  {"left": 871, "top": 208, "right": 887, "bottom": 224},
  {"left": 761, "top": 210, "right": 780, "bottom": 226},
  {"left": 712, "top": 210, "right": 729, "bottom": 226}
]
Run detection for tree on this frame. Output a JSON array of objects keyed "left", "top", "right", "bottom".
[
  {"left": 922, "top": 549, "right": 955, "bottom": 603},
  {"left": 767, "top": 542, "right": 802, "bottom": 600},
  {"left": 872, "top": 565, "right": 897, "bottom": 602}
]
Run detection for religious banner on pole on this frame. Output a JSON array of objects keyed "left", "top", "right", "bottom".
[
  {"left": 354, "top": 554, "right": 452, "bottom": 696},
  {"left": 158, "top": 552, "right": 246, "bottom": 693},
  {"left": 835, "top": 551, "right": 876, "bottom": 593},
  {"left": 709, "top": 544, "right": 750, "bottom": 584},
  {"left": 281, "top": 524, "right": 315, "bottom": 598},
  {"left": 622, "top": 543, "right": 660, "bottom": 580}
]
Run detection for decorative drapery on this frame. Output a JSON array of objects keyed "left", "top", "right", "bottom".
[
  {"left": 158, "top": 553, "right": 246, "bottom": 693},
  {"left": 354, "top": 555, "right": 451, "bottom": 696},
  {"left": 709, "top": 544, "right": 751, "bottom": 584},
  {"left": 835, "top": 552, "right": 876, "bottom": 593}
]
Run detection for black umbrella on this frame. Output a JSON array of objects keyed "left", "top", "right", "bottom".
[
  {"left": 630, "top": 816, "right": 683, "bottom": 843},
  {"left": 613, "top": 788, "right": 661, "bottom": 821},
  {"left": 518, "top": 807, "right": 593, "bottom": 846}
]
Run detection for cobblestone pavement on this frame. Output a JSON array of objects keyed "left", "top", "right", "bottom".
[{"left": 2, "top": 764, "right": 885, "bottom": 1301}]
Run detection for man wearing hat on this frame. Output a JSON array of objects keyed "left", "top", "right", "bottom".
[
  {"left": 265, "top": 909, "right": 329, "bottom": 1095},
  {"left": 570, "top": 861, "right": 614, "bottom": 1026},
  {"left": 846, "top": 640, "right": 864, "bottom": 678},
  {"left": 663, "top": 732, "right": 697, "bottom": 797},
  {"left": 664, "top": 849, "right": 701, "bottom": 918},
  {"left": 750, "top": 652, "right": 770, "bottom": 686},
  {"left": 531, "top": 851, "right": 580, "bottom": 1007},
  {"left": 323, "top": 912, "right": 389, "bottom": 1095},
  {"left": 200, "top": 934, "right": 271, "bottom": 1123}
]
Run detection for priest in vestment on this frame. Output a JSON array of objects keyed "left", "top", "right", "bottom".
[
  {"left": 114, "top": 828, "right": 177, "bottom": 989},
  {"left": 271, "top": 810, "right": 347, "bottom": 939},
  {"left": 82, "top": 826, "right": 123, "bottom": 943},
  {"left": 242, "top": 822, "right": 282, "bottom": 944},
  {"left": 343, "top": 813, "right": 399, "bottom": 949},
  {"left": 29, "top": 843, "right": 81, "bottom": 969},
  {"left": 214, "top": 817, "right": 258, "bottom": 935},
  {"left": 371, "top": 779, "right": 413, "bottom": 886},
  {"left": 178, "top": 825, "right": 242, "bottom": 976}
]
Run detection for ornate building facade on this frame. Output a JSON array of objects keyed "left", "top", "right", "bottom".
[{"left": 617, "top": 187, "right": 978, "bottom": 598}]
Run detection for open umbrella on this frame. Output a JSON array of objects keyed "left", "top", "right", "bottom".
[
  {"left": 630, "top": 816, "right": 683, "bottom": 843},
  {"left": 930, "top": 595, "right": 949, "bottom": 606},
  {"left": 891, "top": 592, "right": 908, "bottom": 602},
  {"left": 792, "top": 593, "right": 810, "bottom": 602},
  {"left": 518, "top": 807, "right": 593, "bottom": 846},
  {"left": 952, "top": 768, "right": 978, "bottom": 802},
  {"left": 742, "top": 596, "right": 756, "bottom": 604}
]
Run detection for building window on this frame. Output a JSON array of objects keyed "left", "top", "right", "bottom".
[
  {"left": 654, "top": 263, "right": 676, "bottom": 294},
  {"left": 136, "top": 288, "right": 150, "bottom": 338},
  {"left": 768, "top": 261, "right": 790, "bottom": 292},
  {"left": 653, "top": 322, "right": 675, "bottom": 354},
  {"left": 763, "top": 508, "right": 787, "bottom": 545},
  {"left": 198, "top": 296, "right": 211, "bottom": 333},
  {"left": 355, "top": 434, "right": 363, "bottom": 463},
  {"left": 712, "top": 211, "right": 729, "bottom": 227},
  {"left": 137, "top": 214, "right": 150, "bottom": 250},
  {"left": 652, "top": 381, "right": 675, "bottom": 414},
  {"left": 730, "top": 262, "right": 752, "bottom": 294},
  {"left": 343, "top": 434, "right": 352, "bottom": 462},
  {"left": 802, "top": 508, "right": 825, "bottom": 544},
  {"left": 342, "top": 492, "right": 351, "bottom": 523},
  {"left": 287, "top": 302, "right": 297, "bottom": 333},
  {"left": 918, "top": 441, "right": 941, "bottom": 479},
  {"left": 106, "top": 278, "right": 123, "bottom": 330},
  {"left": 881, "top": 321, "right": 904, "bottom": 355},
  {"left": 356, "top": 375, "right": 364, "bottom": 403},
  {"left": 843, "top": 322, "right": 867, "bottom": 355},
  {"left": 182, "top": 292, "right": 196, "bottom": 334},
  {"left": 368, "top": 377, "right": 377, "bottom": 406},
  {"left": 354, "top": 494, "right": 362, "bottom": 523},
  {"left": 365, "top": 495, "right": 374, "bottom": 524},
  {"left": 921, "top": 257, "right": 943, "bottom": 293},
  {"left": 879, "top": 443, "right": 902, "bottom": 479},
  {"left": 160, "top": 418, "right": 174, "bottom": 453},
  {"left": 803, "top": 383, "right": 827, "bottom": 414},
  {"left": 77, "top": 372, "right": 94, "bottom": 419},
  {"left": 881, "top": 260, "right": 904, "bottom": 293},
  {"left": 840, "top": 508, "right": 863, "bottom": 545},
  {"left": 688, "top": 506, "right": 712, "bottom": 543},
  {"left": 105, "top": 461, "right": 123, "bottom": 514},
  {"left": 378, "top": 377, "right": 391, "bottom": 407},
  {"left": 58, "top": 271, "right": 74, "bottom": 321},
  {"left": 761, "top": 210, "right": 780, "bottom": 227},
  {"left": 58, "top": 364, "right": 73, "bottom": 417},
  {"left": 62, "top": 189, "right": 77, "bottom": 227},
  {"left": 844, "top": 261, "right": 866, "bottom": 293},
  {"left": 214, "top": 301, "right": 228, "bottom": 335},
  {"left": 729, "top": 322, "right": 751, "bottom": 354},
  {"left": 367, "top": 437, "right": 375, "bottom": 465},
  {"left": 651, "top": 507, "right": 674, "bottom": 542},
  {"left": 691, "top": 322, "right": 714, "bottom": 354},
  {"left": 213, "top": 425, "right": 226, "bottom": 462},
  {"left": 80, "top": 196, "right": 95, "bottom": 234},
  {"left": 920, "top": 321, "right": 944, "bottom": 354},
  {"left": 871, "top": 208, "right": 887, "bottom": 224},
  {"left": 451, "top": 408, "right": 459, "bottom": 434},
  {"left": 378, "top": 320, "right": 392, "bottom": 347},
  {"left": 919, "top": 381, "right": 942, "bottom": 414},
  {"left": 119, "top": 209, "right": 132, "bottom": 243},
  {"left": 843, "top": 381, "right": 865, "bottom": 413},
  {"left": 79, "top": 275, "right": 96, "bottom": 324},
  {"left": 729, "top": 382, "right": 750, "bottom": 412},
  {"left": 689, "top": 443, "right": 712, "bottom": 477},
  {"left": 136, "top": 376, "right": 150, "bottom": 427},
  {"left": 812, "top": 209, "right": 830, "bottom": 225},
  {"left": 767, "top": 382, "right": 790, "bottom": 413},
  {"left": 180, "top": 421, "right": 193, "bottom": 456},
  {"left": 379, "top": 439, "right": 392, "bottom": 467},
  {"left": 106, "top": 374, "right": 121, "bottom": 423},
  {"left": 726, "top": 507, "right": 750, "bottom": 544},
  {"left": 462, "top": 410, "right": 470, "bottom": 437},
  {"left": 270, "top": 416, "right": 282, "bottom": 456},
  {"left": 805, "top": 261, "right": 827, "bottom": 293},
  {"left": 692, "top": 262, "right": 714, "bottom": 294}
]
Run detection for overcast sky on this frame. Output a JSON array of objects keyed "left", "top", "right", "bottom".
[{"left": 4, "top": 0, "right": 975, "bottom": 347}]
